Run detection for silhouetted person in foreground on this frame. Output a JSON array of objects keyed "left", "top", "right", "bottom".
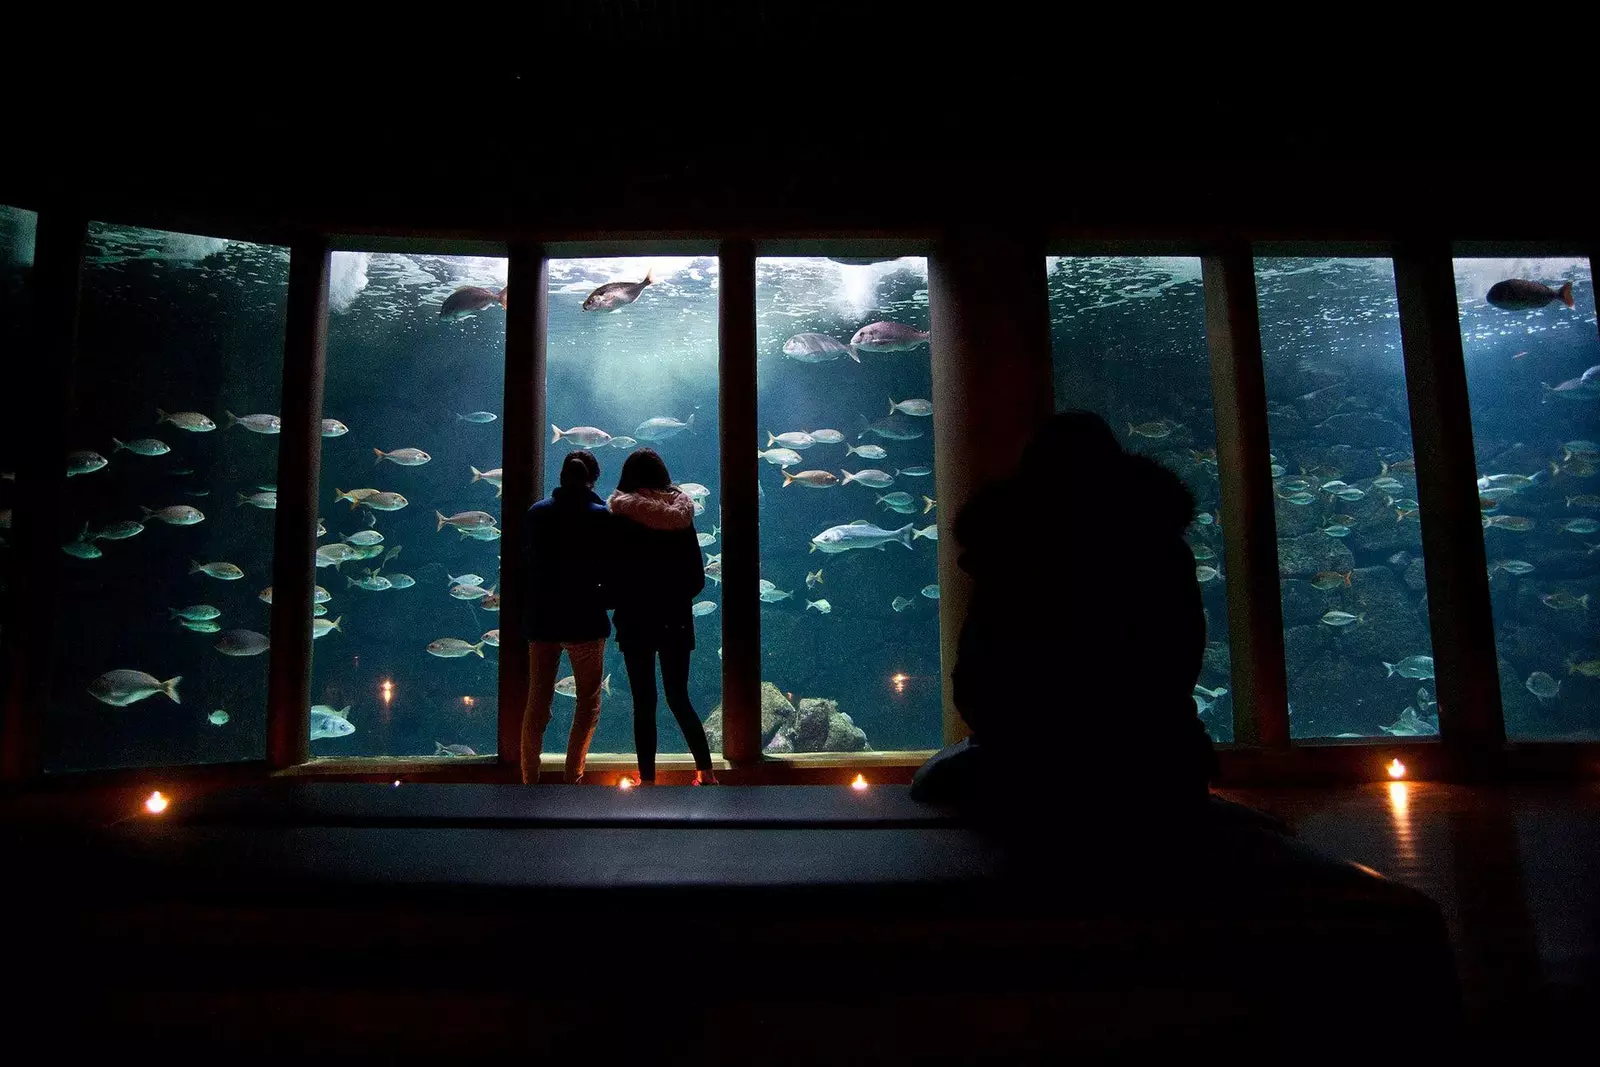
[
  {"left": 608, "top": 449, "right": 717, "bottom": 785},
  {"left": 912, "top": 410, "right": 1217, "bottom": 811},
  {"left": 521, "top": 450, "right": 612, "bottom": 785}
]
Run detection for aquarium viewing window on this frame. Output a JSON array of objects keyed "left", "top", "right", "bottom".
[
  {"left": 1047, "top": 256, "right": 1234, "bottom": 743},
  {"left": 0, "top": 218, "right": 1595, "bottom": 785}
]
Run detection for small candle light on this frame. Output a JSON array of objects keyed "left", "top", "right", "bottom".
[
  {"left": 461, "top": 695, "right": 476, "bottom": 708},
  {"left": 1388, "top": 780, "right": 1410, "bottom": 814},
  {"left": 380, "top": 679, "right": 395, "bottom": 706},
  {"left": 143, "top": 790, "right": 169, "bottom": 815},
  {"left": 851, "top": 774, "right": 868, "bottom": 791},
  {"left": 392, "top": 779, "right": 401, "bottom": 788},
  {"left": 618, "top": 776, "right": 635, "bottom": 790},
  {"left": 1387, "top": 758, "right": 1406, "bottom": 780},
  {"left": 890, "top": 673, "right": 908, "bottom": 695}
]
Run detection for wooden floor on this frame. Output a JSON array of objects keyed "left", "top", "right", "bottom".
[{"left": 1221, "top": 783, "right": 1600, "bottom": 1036}]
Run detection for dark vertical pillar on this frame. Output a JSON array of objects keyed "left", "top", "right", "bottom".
[
  {"left": 1203, "top": 250, "right": 1289, "bottom": 749},
  {"left": 1393, "top": 243, "right": 1505, "bottom": 771},
  {"left": 0, "top": 212, "right": 85, "bottom": 783},
  {"left": 499, "top": 244, "right": 544, "bottom": 766},
  {"left": 719, "top": 239, "right": 760, "bottom": 766},
  {"left": 929, "top": 229, "right": 1055, "bottom": 746},
  {"left": 266, "top": 240, "right": 328, "bottom": 770}
]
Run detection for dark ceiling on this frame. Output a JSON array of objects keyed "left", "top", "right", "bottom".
[{"left": 3, "top": 7, "right": 1595, "bottom": 244}]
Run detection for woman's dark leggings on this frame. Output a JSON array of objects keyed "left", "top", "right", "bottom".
[{"left": 622, "top": 642, "right": 712, "bottom": 781}]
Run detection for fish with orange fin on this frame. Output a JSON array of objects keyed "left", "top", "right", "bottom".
[
  {"left": 1486, "top": 279, "right": 1575, "bottom": 311},
  {"left": 440, "top": 286, "right": 506, "bottom": 318}
]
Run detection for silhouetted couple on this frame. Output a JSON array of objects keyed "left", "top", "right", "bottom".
[
  {"left": 520, "top": 447, "right": 715, "bottom": 786},
  {"left": 912, "top": 410, "right": 1218, "bottom": 811}
]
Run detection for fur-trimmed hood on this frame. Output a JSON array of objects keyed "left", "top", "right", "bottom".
[{"left": 609, "top": 488, "right": 695, "bottom": 530}]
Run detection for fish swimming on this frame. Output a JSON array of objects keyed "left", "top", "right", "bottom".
[
  {"left": 635, "top": 415, "right": 694, "bottom": 441},
  {"left": 782, "top": 469, "right": 839, "bottom": 488},
  {"left": 322, "top": 419, "right": 349, "bottom": 437},
  {"left": 437, "top": 510, "right": 496, "bottom": 533},
  {"left": 889, "top": 398, "right": 933, "bottom": 417},
  {"left": 556, "top": 673, "right": 613, "bottom": 697},
  {"left": 112, "top": 437, "right": 170, "bottom": 456},
  {"left": 858, "top": 414, "right": 924, "bottom": 441},
  {"left": 236, "top": 491, "right": 277, "bottom": 510},
  {"left": 1525, "top": 671, "right": 1561, "bottom": 701},
  {"left": 457, "top": 411, "right": 498, "bottom": 423},
  {"left": 758, "top": 580, "right": 792, "bottom": 602},
  {"left": 806, "top": 599, "right": 831, "bottom": 614},
  {"left": 849, "top": 321, "right": 930, "bottom": 353},
  {"left": 891, "top": 596, "right": 915, "bottom": 612},
  {"left": 758, "top": 447, "right": 803, "bottom": 468},
  {"left": 1321, "top": 610, "right": 1364, "bottom": 627},
  {"left": 225, "top": 411, "right": 281, "bottom": 434},
  {"left": 88, "top": 669, "right": 182, "bottom": 707},
  {"left": 767, "top": 431, "right": 815, "bottom": 450},
  {"left": 427, "top": 638, "right": 486, "bottom": 658},
  {"left": 552, "top": 425, "right": 612, "bottom": 448},
  {"left": 157, "top": 409, "right": 216, "bottom": 432},
  {"left": 1486, "top": 279, "right": 1575, "bottom": 311},
  {"left": 912, "top": 524, "right": 937, "bottom": 541},
  {"left": 1380, "top": 707, "right": 1438, "bottom": 737},
  {"left": 608, "top": 436, "right": 638, "bottom": 450},
  {"left": 841, "top": 468, "right": 894, "bottom": 488},
  {"left": 810, "top": 520, "right": 915, "bottom": 554},
  {"left": 877, "top": 492, "right": 919, "bottom": 514},
  {"left": 582, "top": 268, "right": 653, "bottom": 311},
  {"left": 921, "top": 583, "right": 940, "bottom": 599},
  {"left": 312, "top": 616, "right": 344, "bottom": 638},
  {"left": 309, "top": 705, "right": 355, "bottom": 740},
  {"left": 215, "top": 629, "right": 270, "bottom": 656},
  {"left": 344, "top": 530, "right": 384, "bottom": 546},
  {"left": 482, "top": 629, "right": 500, "bottom": 647},
  {"left": 170, "top": 604, "right": 222, "bottom": 621},
  {"left": 1383, "top": 655, "right": 1434, "bottom": 680},
  {"left": 897, "top": 464, "right": 933, "bottom": 477},
  {"left": 190, "top": 560, "right": 244, "bottom": 580},
  {"left": 67, "top": 451, "right": 108, "bottom": 476},
  {"left": 782, "top": 333, "right": 857, "bottom": 364},
  {"left": 209, "top": 710, "right": 229, "bottom": 726},
  {"left": 93, "top": 520, "right": 145, "bottom": 541},
  {"left": 806, "top": 569, "right": 823, "bottom": 588},
  {"left": 374, "top": 448, "right": 430, "bottom": 466},
  {"left": 440, "top": 286, "right": 507, "bottom": 318},
  {"left": 143, "top": 504, "right": 205, "bottom": 525},
  {"left": 810, "top": 429, "right": 845, "bottom": 444},
  {"left": 364, "top": 492, "right": 409, "bottom": 511},
  {"left": 692, "top": 600, "right": 718, "bottom": 616}
]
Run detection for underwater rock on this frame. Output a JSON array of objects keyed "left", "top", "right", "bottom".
[
  {"left": 1273, "top": 493, "right": 1323, "bottom": 537},
  {"left": 1403, "top": 557, "right": 1429, "bottom": 593},
  {"left": 1287, "top": 650, "right": 1389, "bottom": 737},
  {"left": 760, "top": 681, "right": 797, "bottom": 742},
  {"left": 1321, "top": 566, "right": 1430, "bottom": 660},
  {"left": 1323, "top": 445, "right": 1384, "bottom": 482},
  {"left": 1294, "top": 383, "right": 1349, "bottom": 424},
  {"left": 1266, "top": 403, "right": 1307, "bottom": 443},
  {"left": 823, "top": 710, "right": 869, "bottom": 752},
  {"left": 1512, "top": 578, "right": 1598, "bottom": 641},
  {"left": 765, "top": 732, "right": 794, "bottom": 754},
  {"left": 1315, "top": 412, "right": 1410, "bottom": 452},
  {"left": 1495, "top": 622, "right": 1560, "bottom": 677},
  {"left": 709, "top": 684, "right": 871, "bottom": 754},
  {"left": 702, "top": 708, "right": 723, "bottom": 751},
  {"left": 1282, "top": 624, "right": 1330, "bottom": 683},
  {"left": 1277, "top": 531, "right": 1355, "bottom": 579},
  {"left": 1201, "top": 640, "right": 1232, "bottom": 682},
  {"left": 787, "top": 697, "right": 835, "bottom": 751}
]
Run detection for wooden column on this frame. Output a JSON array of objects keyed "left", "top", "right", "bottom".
[
  {"left": 0, "top": 212, "right": 85, "bottom": 783},
  {"left": 1393, "top": 242, "right": 1504, "bottom": 771},
  {"left": 1203, "top": 249, "right": 1289, "bottom": 749},
  {"left": 265, "top": 240, "right": 328, "bottom": 770},
  {"left": 928, "top": 229, "right": 1055, "bottom": 746},
  {"left": 718, "top": 239, "right": 761, "bottom": 765},
  {"left": 498, "top": 244, "right": 544, "bottom": 764}
]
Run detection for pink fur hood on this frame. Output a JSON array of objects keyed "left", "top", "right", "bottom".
[{"left": 609, "top": 488, "right": 695, "bottom": 530}]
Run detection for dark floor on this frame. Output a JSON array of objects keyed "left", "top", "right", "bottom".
[{"left": 1224, "top": 783, "right": 1600, "bottom": 1034}]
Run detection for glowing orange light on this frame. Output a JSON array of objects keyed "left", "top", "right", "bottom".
[
  {"left": 380, "top": 679, "right": 394, "bottom": 706},
  {"left": 461, "top": 695, "right": 476, "bottom": 708},
  {"left": 851, "top": 774, "right": 869, "bottom": 791},
  {"left": 618, "top": 776, "right": 635, "bottom": 790},
  {"left": 890, "top": 672, "right": 908, "bottom": 695},
  {"left": 1388, "top": 780, "right": 1410, "bottom": 814},
  {"left": 1387, "top": 758, "right": 1406, "bottom": 780},
  {"left": 144, "top": 790, "right": 169, "bottom": 815}
]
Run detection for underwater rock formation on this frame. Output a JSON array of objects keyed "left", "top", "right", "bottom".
[{"left": 704, "top": 681, "right": 872, "bottom": 753}]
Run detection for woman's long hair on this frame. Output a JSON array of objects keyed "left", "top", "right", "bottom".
[{"left": 616, "top": 448, "right": 672, "bottom": 493}]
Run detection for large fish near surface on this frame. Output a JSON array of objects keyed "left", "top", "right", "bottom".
[
  {"left": 809, "top": 520, "right": 915, "bottom": 554},
  {"left": 440, "top": 286, "right": 507, "bottom": 318},
  {"left": 582, "top": 268, "right": 653, "bottom": 311},
  {"left": 849, "top": 321, "right": 930, "bottom": 354},
  {"left": 782, "top": 333, "right": 858, "bottom": 364},
  {"left": 1486, "top": 278, "right": 1575, "bottom": 311}
]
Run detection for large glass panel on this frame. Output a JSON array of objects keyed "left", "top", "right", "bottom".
[
  {"left": 45, "top": 224, "right": 289, "bottom": 771},
  {"left": 1456, "top": 256, "right": 1600, "bottom": 740},
  {"left": 546, "top": 256, "right": 720, "bottom": 758},
  {"left": 1256, "top": 257, "right": 1437, "bottom": 741},
  {"left": 308, "top": 251, "right": 506, "bottom": 758},
  {"left": 1048, "top": 256, "right": 1234, "bottom": 741},
  {"left": 0, "top": 205, "right": 37, "bottom": 726},
  {"left": 753, "top": 257, "right": 937, "bottom": 753}
]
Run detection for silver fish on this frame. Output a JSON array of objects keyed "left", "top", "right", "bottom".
[
  {"left": 850, "top": 321, "right": 930, "bottom": 353},
  {"left": 1383, "top": 656, "right": 1435, "bottom": 680},
  {"left": 766, "top": 431, "right": 815, "bottom": 450},
  {"left": 782, "top": 333, "right": 857, "bottom": 364},
  {"left": 859, "top": 414, "right": 924, "bottom": 441},
  {"left": 457, "top": 411, "right": 498, "bottom": 423},
  {"left": 877, "top": 492, "right": 919, "bottom": 514},
  {"left": 436, "top": 510, "right": 496, "bottom": 533},
  {"left": 841, "top": 468, "right": 895, "bottom": 488},
  {"left": 435, "top": 742, "right": 478, "bottom": 756},
  {"left": 810, "top": 429, "right": 845, "bottom": 444},
  {"left": 810, "top": 521, "right": 915, "bottom": 554},
  {"left": 67, "top": 450, "right": 108, "bottom": 476},
  {"left": 552, "top": 425, "right": 612, "bottom": 447},
  {"left": 236, "top": 490, "right": 277, "bottom": 509},
  {"left": 692, "top": 600, "right": 718, "bottom": 616},
  {"left": 322, "top": 419, "right": 349, "bottom": 437},
  {"left": 891, "top": 596, "right": 915, "bottom": 612},
  {"left": 309, "top": 706, "right": 355, "bottom": 740},
  {"left": 169, "top": 604, "right": 221, "bottom": 621},
  {"left": 806, "top": 598, "right": 832, "bottom": 614},
  {"left": 190, "top": 560, "right": 244, "bottom": 580},
  {"left": 635, "top": 415, "right": 694, "bottom": 441},
  {"left": 582, "top": 268, "right": 653, "bottom": 311},
  {"left": 93, "top": 520, "right": 145, "bottom": 541},
  {"left": 112, "top": 437, "right": 170, "bottom": 456},
  {"left": 427, "top": 638, "right": 485, "bottom": 658},
  {"left": 374, "top": 447, "right": 430, "bottom": 466},
  {"left": 889, "top": 397, "right": 933, "bottom": 417},
  {"left": 758, "top": 447, "right": 803, "bottom": 468},
  {"left": 845, "top": 443, "right": 889, "bottom": 460},
  {"left": 758, "top": 580, "right": 792, "bottom": 602},
  {"left": 143, "top": 504, "right": 205, "bottom": 525},
  {"left": 225, "top": 411, "right": 281, "bottom": 434},
  {"left": 157, "top": 409, "right": 216, "bottom": 432},
  {"left": 88, "top": 669, "right": 181, "bottom": 706},
  {"left": 215, "top": 629, "right": 270, "bottom": 656}
]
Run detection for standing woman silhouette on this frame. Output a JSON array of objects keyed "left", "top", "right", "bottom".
[{"left": 607, "top": 448, "right": 717, "bottom": 785}]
